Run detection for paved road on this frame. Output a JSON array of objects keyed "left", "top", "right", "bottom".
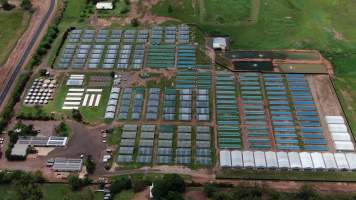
[{"left": 0, "top": 0, "right": 56, "bottom": 105}]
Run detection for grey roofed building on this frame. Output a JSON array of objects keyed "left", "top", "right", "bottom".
[
  {"left": 104, "top": 112, "right": 115, "bottom": 119},
  {"left": 52, "top": 158, "right": 83, "bottom": 172},
  {"left": 11, "top": 143, "right": 28, "bottom": 157},
  {"left": 106, "top": 105, "right": 116, "bottom": 112},
  {"left": 213, "top": 37, "right": 228, "bottom": 50},
  {"left": 17, "top": 136, "right": 67, "bottom": 147}
]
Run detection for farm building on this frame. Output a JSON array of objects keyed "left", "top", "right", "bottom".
[
  {"left": 213, "top": 37, "right": 228, "bottom": 50},
  {"left": 96, "top": 2, "right": 113, "bottom": 10}
]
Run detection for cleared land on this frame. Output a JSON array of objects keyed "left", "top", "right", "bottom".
[{"left": 0, "top": 9, "right": 31, "bottom": 66}]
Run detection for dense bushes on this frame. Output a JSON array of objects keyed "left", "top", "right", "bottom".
[
  {"left": 109, "top": 176, "right": 132, "bottom": 195},
  {"left": 55, "top": 121, "right": 69, "bottom": 137},
  {"left": 5, "top": 122, "right": 37, "bottom": 161},
  {"left": 0, "top": 72, "right": 31, "bottom": 133},
  {"left": 1, "top": 0, "right": 15, "bottom": 10},
  {"left": 68, "top": 175, "right": 92, "bottom": 191},
  {"left": 152, "top": 174, "right": 186, "bottom": 200},
  {"left": 20, "top": 0, "right": 32, "bottom": 11},
  {"left": 16, "top": 106, "right": 54, "bottom": 120},
  {"left": 203, "top": 184, "right": 356, "bottom": 200},
  {"left": 85, "top": 155, "right": 96, "bottom": 174},
  {"left": 29, "top": 26, "right": 59, "bottom": 69}
]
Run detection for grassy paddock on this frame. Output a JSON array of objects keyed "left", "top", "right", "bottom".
[
  {"left": 17, "top": 72, "right": 113, "bottom": 124},
  {"left": 217, "top": 169, "right": 356, "bottom": 182},
  {"left": 0, "top": 184, "right": 103, "bottom": 200},
  {"left": 0, "top": 9, "right": 31, "bottom": 67},
  {"left": 152, "top": 0, "right": 356, "bottom": 135}
]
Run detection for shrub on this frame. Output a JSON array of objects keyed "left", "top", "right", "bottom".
[{"left": 109, "top": 176, "right": 132, "bottom": 195}]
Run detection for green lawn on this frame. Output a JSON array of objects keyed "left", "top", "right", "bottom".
[
  {"left": 0, "top": 9, "right": 31, "bottom": 67},
  {"left": 18, "top": 73, "right": 113, "bottom": 124},
  {"left": 202, "top": 0, "right": 252, "bottom": 25},
  {"left": 114, "top": 190, "right": 134, "bottom": 200},
  {"left": 0, "top": 184, "right": 103, "bottom": 200}
]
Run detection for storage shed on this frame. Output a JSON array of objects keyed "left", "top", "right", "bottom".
[
  {"left": 243, "top": 151, "right": 255, "bottom": 168},
  {"left": 254, "top": 151, "right": 266, "bottom": 169},
  {"left": 220, "top": 150, "right": 231, "bottom": 167},
  {"left": 322, "top": 153, "right": 337, "bottom": 170},
  {"left": 276, "top": 152, "right": 290, "bottom": 169},
  {"left": 265, "top": 151, "right": 278, "bottom": 168},
  {"left": 96, "top": 2, "right": 113, "bottom": 10},
  {"left": 299, "top": 152, "right": 313, "bottom": 170},
  {"left": 288, "top": 152, "right": 302, "bottom": 170},
  {"left": 311, "top": 152, "right": 326, "bottom": 170},
  {"left": 334, "top": 153, "right": 349, "bottom": 170}
]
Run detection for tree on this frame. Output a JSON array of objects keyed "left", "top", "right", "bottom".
[
  {"left": 21, "top": 0, "right": 32, "bottom": 11},
  {"left": 164, "top": 191, "right": 184, "bottom": 200},
  {"left": 203, "top": 183, "right": 218, "bottom": 198},
  {"left": 55, "top": 121, "right": 69, "bottom": 137},
  {"left": 131, "top": 18, "right": 139, "bottom": 27},
  {"left": 12, "top": 172, "right": 44, "bottom": 200},
  {"left": 212, "top": 192, "right": 233, "bottom": 200},
  {"left": 1, "top": 0, "right": 15, "bottom": 10},
  {"left": 110, "top": 71, "right": 115, "bottom": 78},
  {"left": 152, "top": 174, "right": 186, "bottom": 200},
  {"left": 72, "top": 109, "right": 83, "bottom": 122},
  {"left": 68, "top": 175, "right": 83, "bottom": 191},
  {"left": 39, "top": 69, "right": 47, "bottom": 76},
  {"left": 109, "top": 176, "right": 132, "bottom": 195},
  {"left": 168, "top": 4, "right": 173, "bottom": 13},
  {"left": 79, "top": 189, "right": 95, "bottom": 200},
  {"left": 295, "top": 185, "right": 321, "bottom": 200},
  {"left": 85, "top": 155, "right": 96, "bottom": 174},
  {"left": 231, "top": 185, "right": 263, "bottom": 200}
]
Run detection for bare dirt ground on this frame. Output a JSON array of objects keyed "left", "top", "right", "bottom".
[
  {"left": 133, "top": 187, "right": 150, "bottom": 200},
  {"left": 49, "top": 120, "right": 108, "bottom": 174},
  {"left": 307, "top": 75, "right": 348, "bottom": 152},
  {"left": 0, "top": 0, "right": 55, "bottom": 110},
  {"left": 184, "top": 189, "right": 207, "bottom": 200}
]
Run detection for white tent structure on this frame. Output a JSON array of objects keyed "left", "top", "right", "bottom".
[
  {"left": 96, "top": 2, "right": 113, "bottom": 10},
  {"left": 213, "top": 37, "right": 227, "bottom": 50}
]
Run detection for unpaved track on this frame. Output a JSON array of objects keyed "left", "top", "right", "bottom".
[{"left": 0, "top": 0, "right": 56, "bottom": 107}]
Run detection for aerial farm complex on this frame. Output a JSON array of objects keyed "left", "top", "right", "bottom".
[
  {"left": 9, "top": 24, "right": 354, "bottom": 173},
  {"left": 2, "top": 0, "right": 356, "bottom": 198}
]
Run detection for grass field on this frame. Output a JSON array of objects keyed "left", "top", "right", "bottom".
[
  {"left": 114, "top": 190, "right": 134, "bottom": 200},
  {"left": 0, "top": 9, "right": 31, "bottom": 67},
  {"left": 18, "top": 73, "right": 113, "bottom": 124},
  {"left": 153, "top": 0, "right": 356, "bottom": 134},
  {"left": 0, "top": 184, "right": 103, "bottom": 200},
  {"left": 201, "top": 0, "right": 253, "bottom": 25}
]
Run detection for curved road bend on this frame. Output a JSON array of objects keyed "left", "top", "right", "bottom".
[{"left": 0, "top": 0, "right": 56, "bottom": 105}]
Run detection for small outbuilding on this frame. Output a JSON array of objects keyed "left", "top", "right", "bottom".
[
  {"left": 96, "top": 2, "right": 113, "bottom": 10},
  {"left": 213, "top": 37, "right": 228, "bottom": 50}
]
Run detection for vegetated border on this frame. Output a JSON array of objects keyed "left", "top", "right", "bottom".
[
  {"left": 216, "top": 168, "right": 356, "bottom": 182},
  {"left": 0, "top": 1, "right": 65, "bottom": 133},
  {"left": 329, "top": 76, "right": 356, "bottom": 143}
]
